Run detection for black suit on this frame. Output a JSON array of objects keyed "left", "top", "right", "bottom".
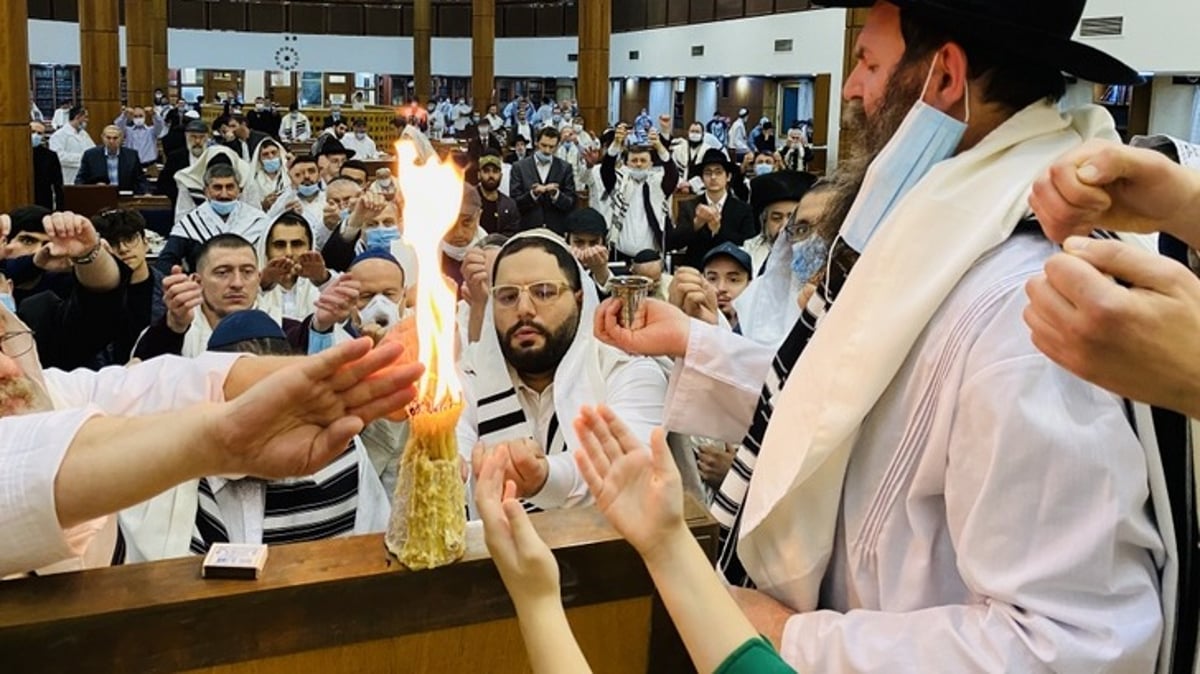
[
  {"left": 508, "top": 156, "right": 577, "bottom": 235},
  {"left": 33, "top": 145, "right": 65, "bottom": 211},
  {"left": 667, "top": 195, "right": 757, "bottom": 270},
  {"left": 247, "top": 109, "right": 280, "bottom": 139},
  {"left": 465, "top": 133, "right": 504, "bottom": 184},
  {"left": 222, "top": 130, "right": 271, "bottom": 163},
  {"left": 322, "top": 114, "right": 345, "bottom": 131},
  {"left": 75, "top": 146, "right": 149, "bottom": 193},
  {"left": 156, "top": 148, "right": 194, "bottom": 203}
]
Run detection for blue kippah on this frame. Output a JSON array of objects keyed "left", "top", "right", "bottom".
[
  {"left": 350, "top": 248, "right": 404, "bottom": 270},
  {"left": 207, "top": 310, "right": 285, "bottom": 350}
]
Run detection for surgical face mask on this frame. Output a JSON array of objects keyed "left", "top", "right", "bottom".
[
  {"left": 133, "top": 117, "right": 146, "bottom": 127},
  {"left": 839, "top": 55, "right": 969, "bottom": 254},
  {"left": 262, "top": 157, "right": 282, "bottom": 173},
  {"left": 209, "top": 199, "right": 237, "bottom": 217},
  {"left": 290, "top": 112, "right": 299, "bottom": 120},
  {"left": 440, "top": 240, "right": 470, "bottom": 262},
  {"left": 754, "top": 164, "right": 774, "bottom": 176},
  {"left": 478, "top": 126, "right": 490, "bottom": 136},
  {"left": 627, "top": 168, "right": 649, "bottom": 183},
  {"left": 297, "top": 182, "right": 321, "bottom": 198},
  {"left": 552, "top": 115, "right": 562, "bottom": 125},
  {"left": 688, "top": 132, "right": 703, "bottom": 143},
  {"left": 0, "top": 294, "right": 14, "bottom": 312},
  {"left": 31, "top": 133, "right": 42, "bottom": 148},
  {"left": 222, "top": 131, "right": 235, "bottom": 142},
  {"left": 339, "top": 208, "right": 351, "bottom": 221},
  {"left": 354, "top": 131, "right": 366, "bottom": 140},
  {"left": 359, "top": 293, "right": 401, "bottom": 330},
  {"left": 535, "top": 151, "right": 553, "bottom": 164},
  {"left": 791, "top": 236, "right": 829, "bottom": 284},
  {"left": 256, "top": 103, "right": 265, "bottom": 111},
  {"left": 365, "top": 226, "right": 400, "bottom": 251}
]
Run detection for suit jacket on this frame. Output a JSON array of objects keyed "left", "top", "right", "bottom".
[
  {"left": 322, "top": 115, "right": 345, "bottom": 131},
  {"left": 33, "top": 146, "right": 65, "bottom": 211},
  {"left": 222, "top": 131, "right": 270, "bottom": 163},
  {"left": 508, "top": 156, "right": 577, "bottom": 236},
  {"left": 465, "top": 134, "right": 505, "bottom": 184},
  {"left": 247, "top": 110, "right": 281, "bottom": 139},
  {"left": 75, "top": 146, "right": 148, "bottom": 193},
  {"left": 156, "top": 148, "right": 192, "bottom": 203},
  {"left": 667, "top": 195, "right": 757, "bottom": 270}
]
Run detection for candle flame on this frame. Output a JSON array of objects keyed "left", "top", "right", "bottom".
[{"left": 394, "top": 139, "right": 464, "bottom": 407}]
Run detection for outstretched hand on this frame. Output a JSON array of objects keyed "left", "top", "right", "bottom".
[
  {"left": 594, "top": 298, "right": 691, "bottom": 360},
  {"left": 214, "top": 337, "right": 423, "bottom": 479},
  {"left": 573, "top": 406, "right": 684, "bottom": 564},
  {"left": 477, "top": 444, "right": 561, "bottom": 605}
]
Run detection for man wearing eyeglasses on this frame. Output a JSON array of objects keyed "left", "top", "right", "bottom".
[
  {"left": 457, "top": 232, "right": 667, "bottom": 513},
  {"left": 0, "top": 212, "right": 424, "bottom": 576}
]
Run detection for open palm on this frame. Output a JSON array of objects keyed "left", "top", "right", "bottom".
[{"left": 573, "top": 406, "right": 683, "bottom": 558}]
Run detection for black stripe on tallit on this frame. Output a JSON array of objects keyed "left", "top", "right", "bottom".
[{"left": 479, "top": 409, "right": 528, "bottom": 437}]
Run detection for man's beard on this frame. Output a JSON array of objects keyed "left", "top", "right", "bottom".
[
  {"left": 190, "top": 145, "right": 205, "bottom": 158},
  {"left": 0, "top": 375, "right": 48, "bottom": 417},
  {"left": 480, "top": 177, "right": 501, "bottom": 192},
  {"left": 498, "top": 312, "right": 580, "bottom": 379},
  {"left": 817, "top": 60, "right": 926, "bottom": 243}
]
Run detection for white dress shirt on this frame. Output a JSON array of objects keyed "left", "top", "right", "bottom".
[
  {"left": 340, "top": 132, "right": 381, "bottom": 159},
  {"left": 48, "top": 124, "right": 96, "bottom": 184},
  {"left": 0, "top": 354, "right": 243, "bottom": 576},
  {"left": 663, "top": 236, "right": 1165, "bottom": 672}
]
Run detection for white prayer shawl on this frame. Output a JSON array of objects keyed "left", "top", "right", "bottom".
[
  {"left": 739, "top": 103, "right": 1129, "bottom": 611},
  {"left": 173, "top": 146, "right": 255, "bottom": 221},
  {"left": 253, "top": 215, "right": 339, "bottom": 321},
  {"left": 171, "top": 298, "right": 286, "bottom": 359},
  {"left": 240, "top": 139, "right": 289, "bottom": 210},
  {"left": 733, "top": 230, "right": 804, "bottom": 349},
  {"left": 117, "top": 436, "right": 383, "bottom": 563},
  {"left": 265, "top": 188, "right": 331, "bottom": 251},
  {"left": 608, "top": 166, "right": 672, "bottom": 253},
  {"left": 170, "top": 200, "right": 269, "bottom": 249},
  {"left": 671, "top": 137, "right": 726, "bottom": 192}
]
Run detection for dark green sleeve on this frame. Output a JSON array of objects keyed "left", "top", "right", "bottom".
[{"left": 713, "top": 637, "right": 796, "bottom": 674}]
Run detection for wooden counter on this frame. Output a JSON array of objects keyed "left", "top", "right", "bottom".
[{"left": 0, "top": 498, "right": 718, "bottom": 673}]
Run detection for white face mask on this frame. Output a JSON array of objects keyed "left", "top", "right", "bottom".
[
  {"left": 688, "top": 132, "right": 703, "bottom": 143},
  {"left": 441, "top": 240, "right": 471, "bottom": 261},
  {"left": 359, "top": 293, "right": 402, "bottom": 330}
]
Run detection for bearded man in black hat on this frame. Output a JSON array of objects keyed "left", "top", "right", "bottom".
[
  {"left": 743, "top": 170, "right": 818, "bottom": 274},
  {"left": 593, "top": 2, "right": 1180, "bottom": 671}
]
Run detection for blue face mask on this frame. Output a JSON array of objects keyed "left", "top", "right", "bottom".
[
  {"left": 839, "top": 55, "right": 968, "bottom": 254},
  {"left": 791, "top": 236, "right": 830, "bottom": 284},
  {"left": 754, "top": 164, "right": 774, "bottom": 176},
  {"left": 209, "top": 199, "right": 237, "bottom": 217},
  {"left": 535, "top": 151, "right": 553, "bottom": 164},
  {"left": 365, "top": 226, "right": 400, "bottom": 251},
  {"left": 339, "top": 208, "right": 351, "bottom": 221},
  {"left": 31, "top": 133, "right": 42, "bottom": 148},
  {"left": 297, "top": 182, "right": 321, "bottom": 198},
  {"left": 627, "top": 168, "right": 649, "bottom": 183},
  {"left": 0, "top": 293, "right": 15, "bottom": 312},
  {"left": 262, "top": 157, "right": 282, "bottom": 173}
]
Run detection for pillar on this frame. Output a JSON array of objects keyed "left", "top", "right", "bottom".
[
  {"left": 0, "top": 0, "right": 32, "bottom": 209},
  {"left": 577, "top": 0, "right": 611, "bottom": 131},
  {"left": 79, "top": 0, "right": 122, "bottom": 128},
  {"left": 413, "top": 0, "right": 433, "bottom": 106},
  {"left": 151, "top": 0, "right": 168, "bottom": 93},
  {"left": 471, "top": 0, "right": 495, "bottom": 112},
  {"left": 125, "top": 0, "right": 154, "bottom": 108}
]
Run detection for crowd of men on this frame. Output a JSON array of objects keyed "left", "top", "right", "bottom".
[{"left": 6, "top": 0, "right": 1200, "bottom": 671}]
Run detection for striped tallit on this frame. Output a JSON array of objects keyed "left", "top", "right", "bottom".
[
  {"left": 471, "top": 379, "right": 568, "bottom": 514},
  {"left": 188, "top": 443, "right": 360, "bottom": 554}
]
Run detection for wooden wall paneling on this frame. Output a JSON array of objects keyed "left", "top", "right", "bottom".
[
  {"left": 810, "top": 72, "right": 831, "bottom": 175},
  {"left": 401, "top": 4, "right": 413, "bottom": 35},
  {"left": 714, "top": 0, "right": 744, "bottom": 20},
  {"left": 646, "top": 0, "right": 667, "bottom": 27},
  {"left": 437, "top": 3, "right": 469, "bottom": 37},
  {"left": 27, "top": 0, "right": 51, "bottom": 20},
  {"left": 413, "top": 0, "right": 431, "bottom": 103},
  {"left": 247, "top": 3, "right": 286, "bottom": 33},
  {"left": 50, "top": 0, "right": 75, "bottom": 20},
  {"left": 79, "top": 0, "right": 122, "bottom": 126},
  {"left": 612, "top": 0, "right": 647, "bottom": 32},
  {"left": 534, "top": 4, "right": 564, "bottom": 37},
  {"left": 166, "top": 0, "right": 200, "bottom": 29},
  {"left": 363, "top": 4, "right": 400, "bottom": 36},
  {"left": 472, "top": 0, "right": 495, "bottom": 107},
  {"left": 503, "top": 5, "right": 534, "bottom": 37},
  {"left": 327, "top": 4, "right": 364, "bottom": 36},
  {"left": 774, "top": 0, "right": 811, "bottom": 10},
  {"left": 562, "top": 2, "right": 577, "bottom": 36},
  {"left": 287, "top": 4, "right": 326, "bottom": 34},
  {"left": 689, "top": 0, "right": 714, "bottom": 23},
  {"left": 745, "top": 0, "right": 774, "bottom": 16},
  {"left": 666, "top": 0, "right": 689, "bottom": 25},
  {"left": 124, "top": 0, "right": 155, "bottom": 107},
  {"left": 1, "top": 0, "right": 33, "bottom": 210},
  {"left": 577, "top": 0, "right": 611, "bottom": 139},
  {"left": 208, "top": 1, "right": 245, "bottom": 31}
]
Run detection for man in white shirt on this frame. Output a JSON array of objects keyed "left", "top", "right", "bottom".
[
  {"left": 265, "top": 156, "right": 332, "bottom": 251},
  {"left": 48, "top": 105, "right": 95, "bottom": 185},
  {"left": 279, "top": 103, "right": 312, "bottom": 143},
  {"left": 452, "top": 98, "right": 473, "bottom": 136},
  {"left": 593, "top": 1, "right": 1172, "bottom": 671},
  {"left": 458, "top": 232, "right": 666, "bottom": 513},
  {"left": 157, "top": 160, "right": 267, "bottom": 273},
  {"left": 484, "top": 104, "right": 506, "bottom": 132},
  {"left": 340, "top": 118, "right": 381, "bottom": 159},
  {"left": 599, "top": 124, "right": 679, "bottom": 258},
  {"left": 0, "top": 210, "right": 421, "bottom": 576},
  {"left": 726, "top": 108, "right": 751, "bottom": 162},
  {"left": 256, "top": 211, "right": 337, "bottom": 321}
]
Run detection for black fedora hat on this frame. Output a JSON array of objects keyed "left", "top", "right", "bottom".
[
  {"left": 697, "top": 148, "right": 737, "bottom": 174},
  {"left": 750, "top": 171, "right": 818, "bottom": 221},
  {"left": 815, "top": 0, "right": 1140, "bottom": 85}
]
